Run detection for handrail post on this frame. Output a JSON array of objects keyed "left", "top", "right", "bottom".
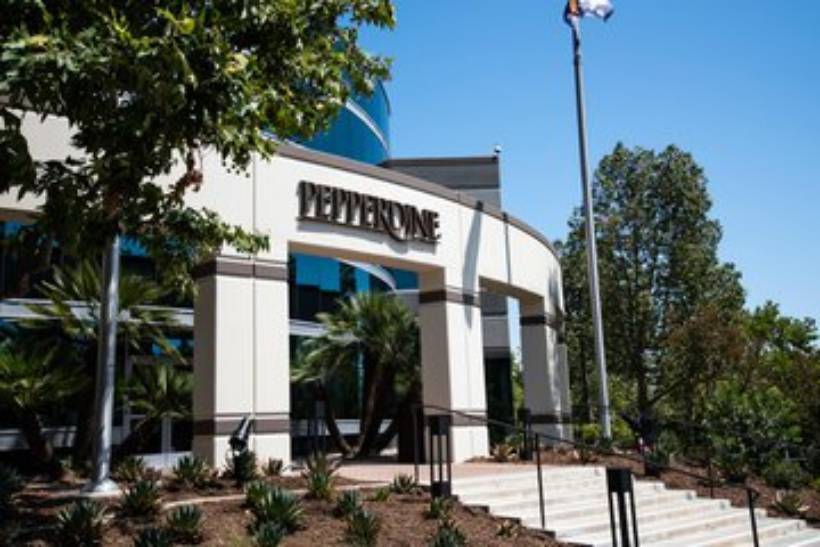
[
  {"left": 747, "top": 487, "right": 760, "bottom": 547},
  {"left": 535, "top": 434, "right": 546, "bottom": 530}
]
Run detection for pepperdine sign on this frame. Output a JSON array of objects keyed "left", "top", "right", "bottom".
[{"left": 297, "top": 181, "right": 441, "bottom": 244}]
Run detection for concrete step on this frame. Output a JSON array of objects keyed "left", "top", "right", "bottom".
[
  {"left": 550, "top": 498, "right": 730, "bottom": 538},
  {"left": 452, "top": 466, "right": 604, "bottom": 493},
  {"left": 563, "top": 506, "right": 767, "bottom": 547},
  {"left": 646, "top": 516, "right": 807, "bottom": 547},
  {"left": 454, "top": 474, "right": 607, "bottom": 501},
  {"left": 762, "top": 527, "right": 820, "bottom": 547}
]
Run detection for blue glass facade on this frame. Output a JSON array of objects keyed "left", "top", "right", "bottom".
[{"left": 300, "top": 82, "right": 390, "bottom": 165}]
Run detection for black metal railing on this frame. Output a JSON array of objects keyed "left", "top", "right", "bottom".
[{"left": 410, "top": 403, "right": 770, "bottom": 547}]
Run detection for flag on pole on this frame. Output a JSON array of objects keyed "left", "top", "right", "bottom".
[{"left": 565, "top": 0, "right": 614, "bottom": 24}]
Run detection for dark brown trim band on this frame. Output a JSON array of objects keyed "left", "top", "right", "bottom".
[
  {"left": 449, "top": 411, "right": 488, "bottom": 427},
  {"left": 519, "top": 312, "right": 562, "bottom": 329},
  {"left": 193, "top": 415, "right": 291, "bottom": 436},
  {"left": 419, "top": 289, "right": 481, "bottom": 308},
  {"left": 192, "top": 258, "right": 288, "bottom": 282}
]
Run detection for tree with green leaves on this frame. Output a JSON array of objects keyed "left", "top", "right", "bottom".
[
  {"left": 292, "top": 292, "right": 420, "bottom": 459},
  {"left": 560, "top": 143, "right": 745, "bottom": 422},
  {"left": 1, "top": 0, "right": 394, "bottom": 485},
  {"left": 0, "top": 342, "right": 86, "bottom": 471}
]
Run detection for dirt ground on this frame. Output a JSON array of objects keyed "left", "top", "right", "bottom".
[{"left": 4, "top": 478, "right": 568, "bottom": 546}]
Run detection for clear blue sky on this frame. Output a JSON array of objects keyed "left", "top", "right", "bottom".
[{"left": 361, "top": 1, "right": 820, "bottom": 325}]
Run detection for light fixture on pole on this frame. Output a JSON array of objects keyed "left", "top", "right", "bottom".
[{"left": 564, "top": 0, "right": 614, "bottom": 440}]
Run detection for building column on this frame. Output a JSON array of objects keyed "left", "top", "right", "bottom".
[
  {"left": 418, "top": 270, "right": 489, "bottom": 462},
  {"left": 520, "top": 299, "right": 573, "bottom": 444},
  {"left": 192, "top": 256, "right": 291, "bottom": 469}
]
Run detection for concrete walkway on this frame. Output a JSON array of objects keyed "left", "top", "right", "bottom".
[{"left": 337, "top": 459, "right": 537, "bottom": 484}]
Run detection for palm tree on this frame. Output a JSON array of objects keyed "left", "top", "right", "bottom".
[
  {"left": 0, "top": 343, "right": 87, "bottom": 471},
  {"left": 20, "top": 260, "right": 183, "bottom": 463},
  {"left": 292, "top": 292, "right": 420, "bottom": 459},
  {"left": 117, "top": 360, "right": 192, "bottom": 456}
]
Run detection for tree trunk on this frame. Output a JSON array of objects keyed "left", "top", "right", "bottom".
[
  {"left": 355, "top": 367, "right": 394, "bottom": 458},
  {"left": 17, "top": 410, "right": 55, "bottom": 469},
  {"left": 116, "top": 417, "right": 159, "bottom": 457},
  {"left": 316, "top": 384, "right": 353, "bottom": 457}
]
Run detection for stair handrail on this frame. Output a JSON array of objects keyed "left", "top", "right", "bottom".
[{"left": 410, "top": 403, "right": 764, "bottom": 546}]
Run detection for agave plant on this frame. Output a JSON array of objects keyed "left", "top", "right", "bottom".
[
  {"left": 425, "top": 497, "right": 453, "bottom": 521},
  {"left": 491, "top": 442, "right": 518, "bottom": 463},
  {"left": 250, "top": 487, "right": 304, "bottom": 534},
  {"left": 302, "top": 453, "right": 338, "bottom": 500},
  {"left": 55, "top": 499, "right": 107, "bottom": 546},
  {"left": 120, "top": 479, "right": 161, "bottom": 518},
  {"left": 114, "top": 456, "right": 148, "bottom": 484},
  {"left": 334, "top": 489, "right": 362, "bottom": 518},
  {"left": 344, "top": 509, "right": 381, "bottom": 547},
  {"left": 773, "top": 490, "right": 809, "bottom": 517},
  {"left": 430, "top": 519, "right": 467, "bottom": 547},
  {"left": 133, "top": 527, "right": 172, "bottom": 547},
  {"left": 390, "top": 473, "right": 418, "bottom": 494},
  {"left": 368, "top": 487, "right": 391, "bottom": 502},
  {"left": 264, "top": 458, "right": 284, "bottom": 477},
  {"left": 165, "top": 504, "right": 203, "bottom": 544},
  {"left": 172, "top": 455, "right": 212, "bottom": 489},
  {"left": 245, "top": 480, "right": 273, "bottom": 511},
  {"left": 253, "top": 521, "right": 285, "bottom": 547}
]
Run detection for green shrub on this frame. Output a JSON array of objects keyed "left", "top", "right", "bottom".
[
  {"left": 811, "top": 477, "right": 820, "bottom": 494},
  {"left": 250, "top": 487, "right": 304, "bottom": 533},
  {"left": 0, "top": 463, "right": 24, "bottom": 512},
  {"left": 368, "top": 487, "right": 391, "bottom": 502},
  {"left": 334, "top": 490, "right": 362, "bottom": 518},
  {"left": 227, "top": 449, "right": 259, "bottom": 485},
  {"left": 254, "top": 522, "right": 285, "bottom": 547},
  {"left": 264, "top": 458, "right": 284, "bottom": 477},
  {"left": 133, "top": 527, "right": 172, "bottom": 547},
  {"left": 390, "top": 474, "right": 418, "bottom": 494},
  {"left": 302, "top": 453, "right": 337, "bottom": 500},
  {"left": 120, "top": 479, "right": 161, "bottom": 518},
  {"left": 55, "top": 499, "right": 106, "bottom": 546},
  {"left": 344, "top": 509, "right": 381, "bottom": 547},
  {"left": 577, "top": 423, "right": 601, "bottom": 463},
  {"left": 429, "top": 519, "right": 466, "bottom": 547},
  {"left": 245, "top": 480, "right": 273, "bottom": 511},
  {"left": 763, "top": 460, "right": 809, "bottom": 490},
  {"left": 612, "top": 417, "right": 637, "bottom": 450},
  {"left": 165, "top": 504, "right": 203, "bottom": 544},
  {"left": 773, "top": 491, "right": 809, "bottom": 517},
  {"left": 425, "top": 497, "right": 453, "bottom": 520},
  {"left": 114, "top": 456, "right": 148, "bottom": 484},
  {"left": 173, "top": 455, "right": 212, "bottom": 489}
]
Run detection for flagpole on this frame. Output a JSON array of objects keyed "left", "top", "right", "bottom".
[{"left": 570, "top": 17, "right": 612, "bottom": 440}]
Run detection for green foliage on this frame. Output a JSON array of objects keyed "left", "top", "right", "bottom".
[
  {"left": 368, "top": 487, "right": 391, "bottom": 502},
  {"left": 133, "top": 527, "right": 172, "bottom": 547},
  {"left": 293, "top": 292, "right": 420, "bottom": 458},
  {"left": 0, "top": 342, "right": 87, "bottom": 466},
  {"left": 763, "top": 461, "right": 809, "bottom": 490},
  {"left": 426, "top": 497, "right": 453, "bottom": 520},
  {"left": 250, "top": 487, "right": 304, "bottom": 534},
  {"left": 253, "top": 522, "right": 285, "bottom": 547},
  {"left": 245, "top": 480, "right": 273, "bottom": 512},
  {"left": 228, "top": 449, "right": 258, "bottom": 486},
  {"left": 773, "top": 491, "right": 809, "bottom": 517},
  {"left": 344, "top": 509, "right": 381, "bottom": 547},
  {"left": 390, "top": 473, "right": 418, "bottom": 494},
  {"left": 302, "top": 453, "right": 338, "bottom": 500},
  {"left": 173, "top": 455, "right": 212, "bottom": 489},
  {"left": 120, "top": 479, "right": 161, "bottom": 518},
  {"left": 335, "top": 490, "right": 362, "bottom": 518},
  {"left": 705, "top": 381, "right": 801, "bottom": 481},
  {"left": 264, "top": 458, "right": 284, "bottom": 477},
  {"left": 165, "top": 504, "right": 203, "bottom": 544},
  {"left": 577, "top": 423, "right": 601, "bottom": 463},
  {"left": 114, "top": 456, "right": 148, "bottom": 484},
  {"left": 429, "top": 519, "right": 466, "bottom": 547},
  {"left": 0, "top": 0, "right": 395, "bottom": 293},
  {"left": 55, "top": 499, "right": 106, "bottom": 547},
  {"left": 0, "top": 463, "right": 23, "bottom": 513}
]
